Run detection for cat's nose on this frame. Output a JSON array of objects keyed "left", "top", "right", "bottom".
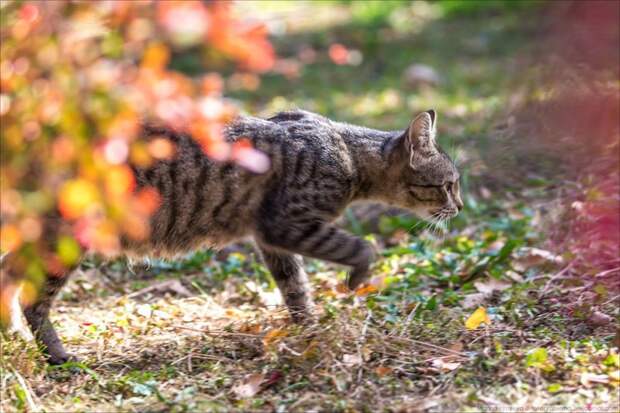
[{"left": 456, "top": 199, "right": 464, "bottom": 211}]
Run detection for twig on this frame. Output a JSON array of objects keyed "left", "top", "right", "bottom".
[
  {"left": 419, "top": 354, "right": 466, "bottom": 364},
  {"left": 172, "top": 353, "right": 227, "bottom": 366},
  {"left": 171, "top": 325, "right": 261, "bottom": 338},
  {"left": 126, "top": 279, "right": 191, "bottom": 299},
  {"left": 541, "top": 263, "right": 573, "bottom": 295},
  {"left": 281, "top": 343, "right": 302, "bottom": 357},
  {"left": 399, "top": 302, "right": 420, "bottom": 336},
  {"left": 11, "top": 368, "right": 40, "bottom": 412},
  {"left": 595, "top": 267, "right": 620, "bottom": 278},
  {"left": 289, "top": 392, "right": 316, "bottom": 410},
  {"left": 356, "top": 310, "right": 372, "bottom": 384},
  {"left": 601, "top": 293, "right": 620, "bottom": 306},
  {"left": 389, "top": 336, "right": 468, "bottom": 356}
]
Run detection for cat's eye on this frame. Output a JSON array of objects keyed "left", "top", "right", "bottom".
[
  {"left": 412, "top": 184, "right": 440, "bottom": 189},
  {"left": 412, "top": 182, "right": 452, "bottom": 190}
]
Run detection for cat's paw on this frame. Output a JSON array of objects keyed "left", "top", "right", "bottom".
[
  {"left": 289, "top": 309, "right": 317, "bottom": 325},
  {"left": 346, "top": 245, "right": 376, "bottom": 290},
  {"left": 47, "top": 351, "right": 78, "bottom": 366},
  {"left": 285, "top": 292, "right": 315, "bottom": 325},
  {"left": 347, "top": 266, "right": 370, "bottom": 291}
]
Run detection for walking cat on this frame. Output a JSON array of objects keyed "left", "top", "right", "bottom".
[{"left": 7, "top": 109, "right": 462, "bottom": 364}]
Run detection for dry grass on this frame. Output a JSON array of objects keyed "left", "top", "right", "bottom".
[{"left": 2, "top": 238, "right": 618, "bottom": 412}]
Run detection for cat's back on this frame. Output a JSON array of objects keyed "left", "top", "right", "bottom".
[
  {"left": 228, "top": 110, "right": 352, "bottom": 173},
  {"left": 228, "top": 110, "right": 357, "bottom": 222},
  {"left": 229, "top": 110, "right": 341, "bottom": 145}
]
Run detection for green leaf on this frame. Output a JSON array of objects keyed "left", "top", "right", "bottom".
[
  {"left": 603, "top": 353, "right": 619, "bottom": 368},
  {"left": 57, "top": 236, "right": 81, "bottom": 266},
  {"left": 425, "top": 295, "right": 437, "bottom": 311},
  {"left": 130, "top": 380, "right": 154, "bottom": 397},
  {"left": 526, "top": 347, "right": 555, "bottom": 372},
  {"left": 526, "top": 348, "right": 547, "bottom": 366}
]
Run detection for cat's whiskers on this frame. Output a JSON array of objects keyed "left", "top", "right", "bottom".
[
  {"left": 408, "top": 218, "right": 428, "bottom": 234},
  {"left": 426, "top": 209, "right": 453, "bottom": 239}
]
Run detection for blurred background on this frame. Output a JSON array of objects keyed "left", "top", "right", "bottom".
[{"left": 1, "top": 1, "right": 619, "bottom": 411}]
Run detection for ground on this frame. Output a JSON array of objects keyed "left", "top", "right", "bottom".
[{"left": 1, "top": 2, "right": 619, "bottom": 412}]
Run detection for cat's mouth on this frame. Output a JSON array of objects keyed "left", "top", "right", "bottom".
[{"left": 428, "top": 207, "right": 459, "bottom": 222}]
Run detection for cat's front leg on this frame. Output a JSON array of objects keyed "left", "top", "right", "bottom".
[
  {"left": 346, "top": 246, "right": 376, "bottom": 290},
  {"left": 257, "top": 245, "right": 314, "bottom": 323},
  {"left": 258, "top": 219, "right": 376, "bottom": 291}
]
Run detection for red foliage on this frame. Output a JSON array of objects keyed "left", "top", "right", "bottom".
[{"left": 0, "top": 0, "right": 275, "bottom": 323}]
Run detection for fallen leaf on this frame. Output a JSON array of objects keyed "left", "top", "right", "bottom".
[
  {"left": 152, "top": 309, "right": 171, "bottom": 319},
  {"left": 262, "top": 370, "right": 283, "bottom": 388},
  {"left": 369, "top": 274, "right": 387, "bottom": 288},
  {"left": 465, "top": 307, "right": 491, "bottom": 330},
  {"left": 301, "top": 340, "right": 319, "bottom": 360},
  {"left": 355, "top": 284, "right": 378, "bottom": 297},
  {"left": 128, "top": 279, "right": 192, "bottom": 298},
  {"left": 375, "top": 366, "right": 393, "bottom": 377},
  {"left": 588, "top": 311, "right": 612, "bottom": 327},
  {"left": 463, "top": 279, "right": 511, "bottom": 309},
  {"left": 239, "top": 322, "right": 262, "bottom": 335},
  {"left": 244, "top": 280, "right": 282, "bottom": 307},
  {"left": 479, "top": 186, "right": 492, "bottom": 199},
  {"left": 474, "top": 278, "right": 511, "bottom": 294},
  {"left": 462, "top": 293, "right": 487, "bottom": 309},
  {"left": 136, "top": 304, "right": 152, "bottom": 318},
  {"left": 506, "top": 270, "right": 524, "bottom": 283},
  {"left": 513, "top": 247, "right": 563, "bottom": 271},
  {"left": 526, "top": 347, "right": 555, "bottom": 372},
  {"left": 343, "top": 354, "right": 363, "bottom": 366},
  {"left": 580, "top": 372, "right": 609, "bottom": 387},
  {"left": 263, "top": 328, "right": 287, "bottom": 347},
  {"left": 232, "top": 373, "right": 264, "bottom": 398},
  {"left": 431, "top": 359, "right": 461, "bottom": 371}
]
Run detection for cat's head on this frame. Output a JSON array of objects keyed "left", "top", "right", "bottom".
[{"left": 388, "top": 110, "right": 463, "bottom": 222}]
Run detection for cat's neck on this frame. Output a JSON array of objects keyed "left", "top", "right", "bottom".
[{"left": 335, "top": 122, "right": 404, "bottom": 201}]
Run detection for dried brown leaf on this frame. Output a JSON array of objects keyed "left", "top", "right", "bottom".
[
  {"left": 232, "top": 373, "right": 264, "bottom": 398},
  {"left": 375, "top": 366, "right": 393, "bottom": 377},
  {"left": 474, "top": 278, "right": 511, "bottom": 294}
]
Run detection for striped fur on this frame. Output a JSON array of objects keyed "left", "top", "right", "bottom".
[{"left": 11, "top": 109, "right": 462, "bottom": 364}]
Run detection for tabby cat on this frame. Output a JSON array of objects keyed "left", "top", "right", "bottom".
[{"left": 7, "top": 109, "right": 462, "bottom": 364}]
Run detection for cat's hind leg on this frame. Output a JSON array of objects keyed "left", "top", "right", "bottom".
[{"left": 22, "top": 271, "right": 74, "bottom": 365}]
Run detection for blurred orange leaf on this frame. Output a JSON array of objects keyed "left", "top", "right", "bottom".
[
  {"left": 147, "top": 137, "right": 176, "bottom": 160},
  {"left": 335, "top": 282, "right": 349, "bottom": 294},
  {"left": 133, "top": 187, "right": 161, "bottom": 216},
  {"left": 263, "top": 328, "right": 287, "bottom": 347},
  {"left": 0, "top": 224, "right": 22, "bottom": 252},
  {"left": 355, "top": 283, "right": 378, "bottom": 297},
  {"left": 141, "top": 42, "right": 169, "bottom": 71},
  {"left": 329, "top": 43, "right": 349, "bottom": 65},
  {"left": 375, "top": 366, "right": 393, "bottom": 377},
  {"left": 104, "top": 165, "right": 135, "bottom": 198},
  {"left": 58, "top": 179, "right": 100, "bottom": 220}
]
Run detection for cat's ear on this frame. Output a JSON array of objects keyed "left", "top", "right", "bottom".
[
  {"left": 406, "top": 110, "right": 437, "bottom": 154},
  {"left": 407, "top": 110, "right": 436, "bottom": 146}
]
